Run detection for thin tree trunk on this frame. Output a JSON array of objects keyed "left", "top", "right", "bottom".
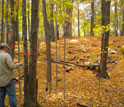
[
  {"left": 42, "top": 0, "right": 52, "bottom": 92},
  {"left": 28, "top": 0, "right": 31, "bottom": 40},
  {"left": 55, "top": 5, "right": 58, "bottom": 88},
  {"left": 5, "top": 0, "right": 9, "bottom": 43},
  {"left": 50, "top": 3, "right": 55, "bottom": 42},
  {"left": 1, "top": 0, "right": 4, "bottom": 43},
  {"left": 114, "top": 1, "right": 118, "bottom": 37},
  {"left": 70, "top": 7, "right": 73, "bottom": 37},
  {"left": 90, "top": 0, "right": 95, "bottom": 37},
  {"left": 15, "top": 1, "right": 19, "bottom": 41},
  {"left": 99, "top": 0, "right": 111, "bottom": 79},
  {"left": 16, "top": 0, "right": 22, "bottom": 96},
  {"left": 77, "top": 4, "right": 80, "bottom": 37},
  {"left": 63, "top": 0, "right": 66, "bottom": 99}
]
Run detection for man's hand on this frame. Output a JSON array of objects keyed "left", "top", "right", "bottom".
[{"left": 20, "top": 63, "right": 23, "bottom": 66}]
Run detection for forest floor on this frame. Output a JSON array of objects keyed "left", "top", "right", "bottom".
[{"left": 5, "top": 36, "right": 124, "bottom": 107}]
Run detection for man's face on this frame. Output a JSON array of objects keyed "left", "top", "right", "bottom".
[{"left": 4, "top": 47, "right": 9, "bottom": 53}]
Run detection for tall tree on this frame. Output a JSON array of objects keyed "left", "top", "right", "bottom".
[
  {"left": 16, "top": 0, "right": 22, "bottom": 95},
  {"left": 28, "top": 0, "right": 40, "bottom": 106},
  {"left": 99, "top": 0, "right": 111, "bottom": 79},
  {"left": 90, "top": 0, "right": 95, "bottom": 36},
  {"left": 114, "top": 0, "right": 118, "bottom": 37},
  {"left": 42, "top": 0, "right": 52, "bottom": 92},
  {"left": 22, "top": 0, "right": 29, "bottom": 106}
]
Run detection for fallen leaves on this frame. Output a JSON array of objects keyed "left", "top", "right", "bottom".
[{"left": 5, "top": 36, "right": 124, "bottom": 107}]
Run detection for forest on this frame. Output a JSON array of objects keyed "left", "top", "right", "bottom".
[{"left": 0, "top": 0, "right": 124, "bottom": 106}]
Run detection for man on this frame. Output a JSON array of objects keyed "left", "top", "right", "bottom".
[{"left": 0, "top": 43, "right": 23, "bottom": 107}]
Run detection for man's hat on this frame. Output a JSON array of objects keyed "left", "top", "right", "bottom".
[{"left": 0, "top": 43, "right": 11, "bottom": 50}]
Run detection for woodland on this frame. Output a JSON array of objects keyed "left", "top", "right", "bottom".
[{"left": 0, "top": 0, "right": 124, "bottom": 107}]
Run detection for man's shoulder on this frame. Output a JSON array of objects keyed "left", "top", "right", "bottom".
[{"left": 0, "top": 51, "right": 11, "bottom": 57}]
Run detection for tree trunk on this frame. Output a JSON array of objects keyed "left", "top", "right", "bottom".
[
  {"left": 16, "top": 0, "right": 22, "bottom": 95},
  {"left": 90, "top": 0, "right": 95, "bottom": 37},
  {"left": 98, "top": 0, "right": 111, "bottom": 79},
  {"left": 77, "top": 4, "right": 80, "bottom": 37},
  {"left": 28, "top": 0, "right": 40, "bottom": 106},
  {"left": 121, "top": 1, "right": 124, "bottom": 36},
  {"left": 5, "top": 0, "right": 9, "bottom": 43},
  {"left": 63, "top": 0, "right": 73, "bottom": 38},
  {"left": 15, "top": 1, "right": 19, "bottom": 41},
  {"left": 1, "top": 0, "right": 4, "bottom": 43},
  {"left": 114, "top": 1, "right": 118, "bottom": 37},
  {"left": 64, "top": 8, "right": 72, "bottom": 38},
  {"left": 50, "top": 3, "right": 55, "bottom": 42},
  {"left": 22, "top": 0, "right": 29, "bottom": 106},
  {"left": 28, "top": 0, "right": 31, "bottom": 40},
  {"left": 8, "top": 0, "right": 16, "bottom": 59},
  {"left": 42, "top": 0, "right": 52, "bottom": 92}
]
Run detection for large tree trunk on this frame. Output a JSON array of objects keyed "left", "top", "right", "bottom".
[
  {"left": 114, "top": 1, "right": 118, "bottom": 37},
  {"left": 42, "top": 0, "right": 52, "bottom": 92},
  {"left": 1, "top": 0, "right": 4, "bottom": 43},
  {"left": 63, "top": 0, "right": 73, "bottom": 38},
  {"left": 22, "top": 0, "right": 29, "bottom": 106},
  {"left": 28, "top": 0, "right": 40, "bottom": 106},
  {"left": 64, "top": 9, "right": 72, "bottom": 38},
  {"left": 98, "top": 0, "right": 111, "bottom": 79},
  {"left": 50, "top": 3, "right": 55, "bottom": 42},
  {"left": 90, "top": 0, "right": 95, "bottom": 37},
  {"left": 8, "top": 0, "right": 16, "bottom": 59}
]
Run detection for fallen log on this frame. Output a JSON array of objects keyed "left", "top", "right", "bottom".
[{"left": 50, "top": 58, "right": 99, "bottom": 68}]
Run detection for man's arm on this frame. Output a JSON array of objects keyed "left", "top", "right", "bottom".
[{"left": 5, "top": 54, "right": 22, "bottom": 69}]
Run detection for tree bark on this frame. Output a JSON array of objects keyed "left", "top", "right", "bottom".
[
  {"left": 5, "top": 0, "right": 9, "bottom": 43},
  {"left": 63, "top": 0, "right": 73, "bottom": 38},
  {"left": 1, "top": 0, "right": 4, "bottom": 43},
  {"left": 121, "top": 1, "right": 124, "bottom": 36},
  {"left": 90, "top": 0, "right": 95, "bottom": 37},
  {"left": 114, "top": 1, "right": 118, "bottom": 37},
  {"left": 50, "top": 3, "right": 55, "bottom": 42},
  {"left": 28, "top": 0, "right": 31, "bottom": 40},
  {"left": 42, "top": 0, "right": 52, "bottom": 92},
  {"left": 99, "top": 0, "right": 111, "bottom": 79},
  {"left": 15, "top": 0, "right": 19, "bottom": 41},
  {"left": 22, "top": 0, "right": 29, "bottom": 106},
  {"left": 8, "top": 0, "right": 16, "bottom": 59},
  {"left": 77, "top": 4, "right": 80, "bottom": 37},
  {"left": 28, "top": 0, "right": 40, "bottom": 106}
]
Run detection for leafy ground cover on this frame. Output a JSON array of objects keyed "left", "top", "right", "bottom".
[{"left": 5, "top": 36, "right": 124, "bottom": 107}]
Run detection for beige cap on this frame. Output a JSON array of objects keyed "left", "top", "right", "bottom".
[{"left": 0, "top": 43, "right": 11, "bottom": 50}]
